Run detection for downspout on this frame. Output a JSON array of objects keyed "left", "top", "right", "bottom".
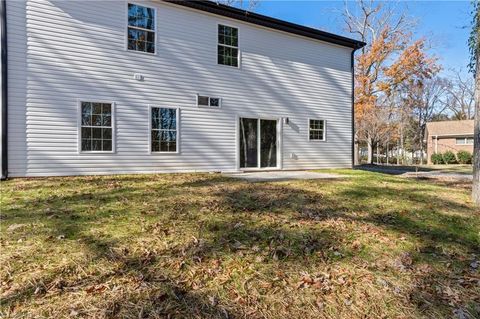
[
  {"left": 0, "top": 0, "right": 7, "bottom": 180},
  {"left": 351, "top": 48, "right": 357, "bottom": 168}
]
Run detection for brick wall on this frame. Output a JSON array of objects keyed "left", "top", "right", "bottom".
[{"left": 427, "top": 137, "right": 474, "bottom": 164}]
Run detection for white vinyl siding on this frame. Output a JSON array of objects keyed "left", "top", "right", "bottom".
[
  {"left": 6, "top": 0, "right": 28, "bottom": 176},
  {"left": 7, "top": 0, "right": 353, "bottom": 176}
]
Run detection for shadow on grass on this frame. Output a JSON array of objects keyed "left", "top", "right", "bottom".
[
  {"left": 1, "top": 173, "right": 479, "bottom": 317},
  {"left": 354, "top": 164, "right": 438, "bottom": 175}
]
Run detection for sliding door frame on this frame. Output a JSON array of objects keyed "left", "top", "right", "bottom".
[{"left": 235, "top": 115, "right": 283, "bottom": 171}]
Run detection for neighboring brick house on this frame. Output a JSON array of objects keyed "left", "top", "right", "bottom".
[{"left": 426, "top": 120, "right": 474, "bottom": 164}]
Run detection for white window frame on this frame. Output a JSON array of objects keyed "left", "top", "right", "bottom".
[
  {"left": 456, "top": 137, "right": 474, "bottom": 145},
  {"left": 126, "top": 2, "right": 157, "bottom": 55},
  {"left": 308, "top": 119, "right": 326, "bottom": 142},
  {"left": 217, "top": 23, "right": 241, "bottom": 68},
  {"left": 77, "top": 99, "right": 116, "bottom": 154},
  {"left": 196, "top": 94, "right": 222, "bottom": 108},
  {"left": 148, "top": 105, "right": 180, "bottom": 154}
]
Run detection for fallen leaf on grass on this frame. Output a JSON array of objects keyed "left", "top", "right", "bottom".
[
  {"left": 85, "top": 284, "right": 107, "bottom": 294},
  {"left": 7, "top": 224, "right": 26, "bottom": 232}
]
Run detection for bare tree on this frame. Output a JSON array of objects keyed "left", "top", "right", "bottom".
[
  {"left": 217, "top": 0, "right": 259, "bottom": 11},
  {"left": 343, "top": 0, "right": 414, "bottom": 164},
  {"left": 406, "top": 76, "right": 448, "bottom": 163},
  {"left": 441, "top": 69, "right": 475, "bottom": 120}
]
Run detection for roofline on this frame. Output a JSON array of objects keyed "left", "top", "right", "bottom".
[
  {"left": 163, "top": 0, "right": 366, "bottom": 50},
  {"left": 430, "top": 133, "right": 474, "bottom": 138}
]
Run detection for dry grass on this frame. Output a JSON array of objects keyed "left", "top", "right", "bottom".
[{"left": 1, "top": 170, "right": 479, "bottom": 318}]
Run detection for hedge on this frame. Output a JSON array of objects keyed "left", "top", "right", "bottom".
[
  {"left": 457, "top": 150, "right": 473, "bottom": 164},
  {"left": 431, "top": 153, "right": 443, "bottom": 164}
]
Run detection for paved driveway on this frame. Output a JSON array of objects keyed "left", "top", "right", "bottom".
[{"left": 357, "top": 165, "right": 473, "bottom": 181}]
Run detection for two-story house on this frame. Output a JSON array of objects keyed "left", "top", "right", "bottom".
[{"left": 0, "top": 0, "right": 365, "bottom": 178}]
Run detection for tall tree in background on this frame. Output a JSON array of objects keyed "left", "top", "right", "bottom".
[
  {"left": 218, "top": 0, "right": 258, "bottom": 10},
  {"left": 469, "top": 0, "right": 480, "bottom": 205},
  {"left": 344, "top": 0, "right": 411, "bottom": 164},
  {"left": 345, "top": 1, "right": 438, "bottom": 164},
  {"left": 383, "top": 40, "right": 440, "bottom": 164},
  {"left": 443, "top": 70, "right": 475, "bottom": 120}
]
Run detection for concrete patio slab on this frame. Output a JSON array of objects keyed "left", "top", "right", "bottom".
[{"left": 223, "top": 170, "right": 345, "bottom": 182}]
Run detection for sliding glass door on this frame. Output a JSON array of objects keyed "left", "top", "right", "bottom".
[
  {"left": 239, "top": 118, "right": 258, "bottom": 168},
  {"left": 239, "top": 118, "right": 278, "bottom": 169}
]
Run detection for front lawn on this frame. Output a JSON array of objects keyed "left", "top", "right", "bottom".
[{"left": 1, "top": 170, "right": 479, "bottom": 318}]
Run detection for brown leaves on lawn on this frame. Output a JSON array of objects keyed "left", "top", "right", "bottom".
[{"left": 2, "top": 172, "right": 479, "bottom": 318}]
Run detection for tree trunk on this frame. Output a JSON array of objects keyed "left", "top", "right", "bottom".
[
  {"left": 420, "top": 144, "right": 424, "bottom": 165},
  {"left": 397, "top": 140, "right": 400, "bottom": 165},
  {"left": 354, "top": 132, "right": 359, "bottom": 166},
  {"left": 400, "top": 127, "right": 405, "bottom": 165},
  {"left": 367, "top": 138, "right": 374, "bottom": 164},
  {"left": 473, "top": 49, "right": 480, "bottom": 205},
  {"left": 386, "top": 142, "right": 389, "bottom": 165}
]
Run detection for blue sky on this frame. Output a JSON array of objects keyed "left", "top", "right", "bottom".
[{"left": 253, "top": 1, "right": 473, "bottom": 76}]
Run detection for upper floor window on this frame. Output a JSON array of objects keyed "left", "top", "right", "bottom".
[
  {"left": 218, "top": 24, "right": 239, "bottom": 67},
  {"left": 456, "top": 137, "right": 474, "bottom": 145},
  {"left": 80, "top": 102, "right": 113, "bottom": 152},
  {"left": 309, "top": 119, "right": 326, "bottom": 141},
  {"left": 127, "top": 3, "right": 155, "bottom": 54}
]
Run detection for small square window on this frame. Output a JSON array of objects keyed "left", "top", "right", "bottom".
[
  {"left": 198, "top": 96, "right": 209, "bottom": 106},
  {"left": 209, "top": 98, "right": 220, "bottom": 107}
]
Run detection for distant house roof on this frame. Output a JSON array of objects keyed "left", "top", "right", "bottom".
[
  {"left": 164, "top": 0, "right": 366, "bottom": 49},
  {"left": 426, "top": 120, "right": 474, "bottom": 137}
]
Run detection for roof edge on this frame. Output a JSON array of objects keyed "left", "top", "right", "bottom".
[{"left": 163, "top": 0, "right": 366, "bottom": 49}]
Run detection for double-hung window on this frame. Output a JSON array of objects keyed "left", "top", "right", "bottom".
[
  {"left": 218, "top": 24, "right": 239, "bottom": 67},
  {"left": 151, "top": 107, "right": 178, "bottom": 153},
  {"left": 309, "top": 119, "right": 326, "bottom": 141},
  {"left": 127, "top": 3, "right": 156, "bottom": 54},
  {"left": 80, "top": 102, "right": 113, "bottom": 152}
]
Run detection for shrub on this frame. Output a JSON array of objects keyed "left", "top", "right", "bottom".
[
  {"left": 431, "top": 153, "right": 443, "bottom": 165},
  {"left": 442, "top": 151, "right": 457, "bottom": 164},
  {"left": 457, "top": 150, "right": 473, "bottom": 164}
]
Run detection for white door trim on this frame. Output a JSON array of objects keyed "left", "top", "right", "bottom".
[{"left": 236, "top": 116, "right": 283, "bottom": 171}]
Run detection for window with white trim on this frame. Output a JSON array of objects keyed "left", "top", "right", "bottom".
[
  {"left": 80, "top": 102, "right": 113, "bottom": 152},
  {"left": 151, "top": 107, "right": 178, "bottom": 152},
  {"left": 197, "top": 95, "right": 221, "bottom": 108},
  {"left": 309, "top": 119, "right": 325, "bottom": 141},
  {"left": 218, "top": 24, "right": 239, "bottom": 67},
  {"left": 456, "top": 137, "right": 474, "bottom": 145},
  {"left": 127, "top": 3, "right": 155, "bottom": 54}
]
